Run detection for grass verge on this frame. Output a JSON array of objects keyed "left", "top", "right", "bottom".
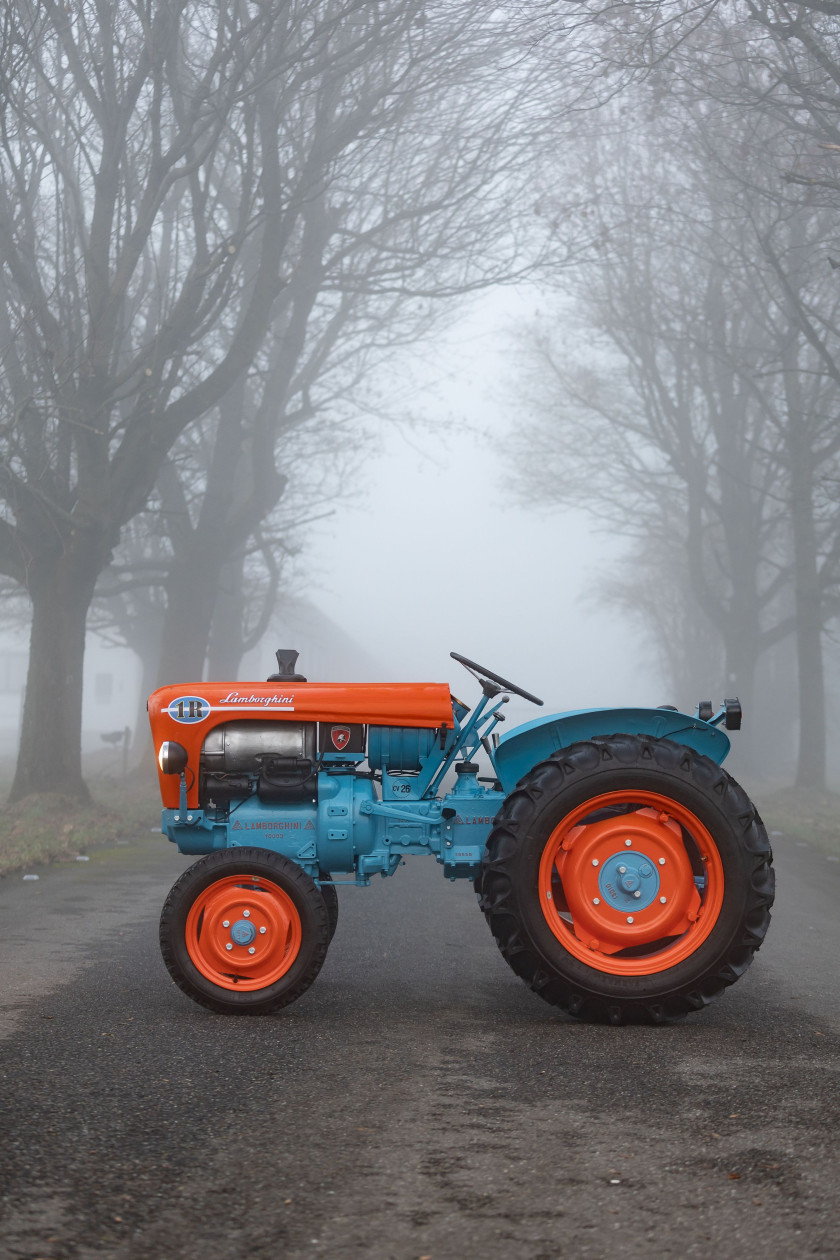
[
  {"left": 755, "top": 786, "right": 840, "bottom": 857},
  {"left": 0, "top": 775, "right": 160, "bottom": 876}
]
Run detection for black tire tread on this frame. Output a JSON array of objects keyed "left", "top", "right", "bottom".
[
  {"left": 478, "top": 734, "right": 774, "bottom": 1024},
  {"left": 319, "top": 874, "right": 339, "bottom": 941}
]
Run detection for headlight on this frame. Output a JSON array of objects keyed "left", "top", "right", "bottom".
[{"left": 158, "top": 741, "right": 188, "bottom": 775}]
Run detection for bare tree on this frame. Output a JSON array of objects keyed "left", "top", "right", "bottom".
[
  {"left": 512, "top": 91, "right": 840, "bottom": 784},
  {"left": 0, "top": 1, "right": 556, "bottom": 801}
]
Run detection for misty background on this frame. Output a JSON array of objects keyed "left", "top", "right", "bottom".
[{"left": 2, "top": 0, "right": 840, "bottom": 807}]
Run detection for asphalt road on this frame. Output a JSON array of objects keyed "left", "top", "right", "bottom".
[{"left": 1, "top": 827, "right": 839, "bottom": 1260}]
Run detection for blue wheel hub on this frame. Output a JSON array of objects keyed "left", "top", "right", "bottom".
[
  {"left": 230, "top": 918, "right": 257, "bottom": 946},
  {"left": 599, "top": 851, "right": 660, "bottom": 911}
]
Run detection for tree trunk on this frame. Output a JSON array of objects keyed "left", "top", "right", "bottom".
[
  {"left": 790, "top": 480, "right": 826, "bottom": 790},
  {"left": 206, "top": 557, "right": 247, "bottom": 681},
  {"left": 9, "top": 558, "right": 99, "bottom": 803},
  {"left": 155, "top": 381, "right": 251, "bottom": 685},
  {"left": 156, "top": 555, "right": 221, "bottom": 684},
  {"left": 783, "top": 339, "right": 827, "bottom": 792}
]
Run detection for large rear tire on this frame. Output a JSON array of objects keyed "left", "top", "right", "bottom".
[
  {"left": 478, "top": 735, "right": 774, "bottom": 1024},
  {"left": 160, "top": 848, "right": 330, "bottom": 1015}
]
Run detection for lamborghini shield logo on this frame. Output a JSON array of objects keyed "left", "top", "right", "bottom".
[{"left": 330, "top": 725, "right": 351, "bottom": 751}]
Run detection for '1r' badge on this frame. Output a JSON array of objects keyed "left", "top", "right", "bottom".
[
  {"left": 167, "top": 695, "right": 210, "bottom": 723},
  {"left": 330, "top": 726, "right": 351, "bottom": 751}
]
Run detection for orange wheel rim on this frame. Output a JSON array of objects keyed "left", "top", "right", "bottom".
[
  {"left": 185, "top": 874, "right": 302, "bottom": 992},
  {"left": 538, "top": 790, "right": 725, "bottom": 976}
]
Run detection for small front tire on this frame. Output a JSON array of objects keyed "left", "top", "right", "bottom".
[{"left": 160, "top": 848, "right": 330, "bottom": 1015}]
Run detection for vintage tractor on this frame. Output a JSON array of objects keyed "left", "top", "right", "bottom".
[{"left": 148, "top": 650, "right": 774, "bottom": 1023}]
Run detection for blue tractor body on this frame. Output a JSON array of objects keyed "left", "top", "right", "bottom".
[{"left": 159, "top": 664, "right": 732, "bottom": 887}]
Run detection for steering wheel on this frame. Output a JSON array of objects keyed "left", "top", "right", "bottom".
[{"left": 451, "top": 651, "right": 544, "bottom": 707}]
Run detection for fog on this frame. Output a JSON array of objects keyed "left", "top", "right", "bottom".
[
  {"left": 2, "top": 1, "right": 840, "bottom": 799},
  {"left": 301, "top": 287, "right": 659, "bottom": 721}
]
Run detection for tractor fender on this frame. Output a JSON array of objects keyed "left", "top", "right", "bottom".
[{"left": 494, "top": 708, "right": 730, "bottom": 796}]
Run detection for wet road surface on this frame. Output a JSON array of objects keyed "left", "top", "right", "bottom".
[{"left": 1, "top": 830, "right": 839, "bottom": 1259}]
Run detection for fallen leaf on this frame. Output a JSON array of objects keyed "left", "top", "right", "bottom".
[{"left": 728, "top": 1173, "right": 741, "bottom": 1180}]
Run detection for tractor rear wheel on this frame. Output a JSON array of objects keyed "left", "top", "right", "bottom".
[
  {"left": 160, "top": 848, "right": 330, "bottom": 1015},
  {"left": 478, "top": 735, "right": 774, "bottom": 1024}
]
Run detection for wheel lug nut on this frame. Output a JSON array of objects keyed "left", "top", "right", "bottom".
[
  {"left": 222, "top": 920, "right": 230, "bottom": 928},
  {"left": 225, "top": 943, "right": 233, "bottom": 951},
  {"left": 658, "top": 858, "right": 666, "bottom": 865},
  {"left": 243, "top": 909, "right": 251, "bottom": 918},
  {"left": 259, "top": 926, "right": 267, "bottom": 934},
  {"left": 625, "top": 839, "right": 632, "bottom": 847},
  {"left": 618, "top": 866, "right": 626, "bottom": 874},
  {"left": 626, "top": 916, "right": 634, "bottom": 923},
  {"left": 248, "top": 946, "right": 256, "bottom": 954},
  {"left": 593, "top": 897, "right": 600, "bottom": 905},
  {"left": 660, "top": 896, "right": 667, "bottom": 904},
  {"left": 592, "top": 859, "right": 599, "bottom": 867},
  {"left": 633, "top": 890, "right": 641, "bottom": 898}
]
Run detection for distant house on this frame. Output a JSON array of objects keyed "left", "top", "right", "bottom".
[
  {"left": 243, "top": 596, "right": 386, "bottom": 683},
  {"left": 0, "top": 629, "right": 141, "bottom": 760},
  {"left": 0, "top": 642, "right": 27, "bottom": 758}
]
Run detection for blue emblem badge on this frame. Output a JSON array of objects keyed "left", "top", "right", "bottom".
[{"left": 167, "top": 695, "right": 210, "bottom": 723}]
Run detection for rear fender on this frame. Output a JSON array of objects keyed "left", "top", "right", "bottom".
[{"left": 494, "top": 708, "right": 730, "bottom": 796}]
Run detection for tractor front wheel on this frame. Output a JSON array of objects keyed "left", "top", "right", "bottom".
[
  {"left": 478, "top": 735, "right": 774, "bottom": 1023},
  {"left": 320, "top": 873, "right": 339, "bottom": 940},
  {"left": 160, "top": 848, "right": 330, "bottom": 1015}
]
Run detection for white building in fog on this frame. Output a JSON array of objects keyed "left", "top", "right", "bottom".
[{"left": 0, "top": 631, "right": 141, "bottom": 760}]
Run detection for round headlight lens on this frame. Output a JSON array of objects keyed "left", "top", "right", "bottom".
[{"left": 158, "top": 741, "right": 188, "bottom": 775}]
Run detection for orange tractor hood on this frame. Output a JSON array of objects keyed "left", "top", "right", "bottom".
[{"left": 148, "top": 681, "right": 455, "bottom": 808}]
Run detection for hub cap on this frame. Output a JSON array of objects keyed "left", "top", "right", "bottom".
[
  {"left": 230, "top": 919, "right": 257, "bottom": 946},
  {"left": 185, "top": 874, "right": 302, "bottom": 991},
  {"left": 538, "top": 791, "right": 725, "bottom": 976},
  {"left": 599, "top": 851, "right": 660, "bottom": 909}
]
